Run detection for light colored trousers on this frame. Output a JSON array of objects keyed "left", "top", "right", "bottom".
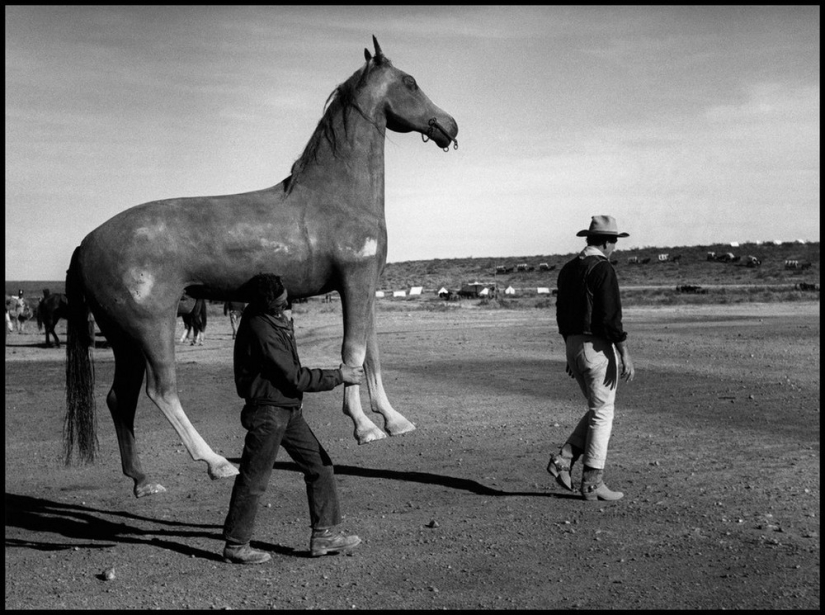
[{"left": 564, "top": 334, "right": 619, "bottom": 470}]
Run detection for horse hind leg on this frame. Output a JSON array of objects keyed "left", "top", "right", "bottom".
[
  {"left": 178, "top": 324, "right": 190, "bottom": 344},
  {"left": 107, "top": 340, "right": 167, "bottom": 497},
  {"left": 47, "top": 322, "right": 61, "bottom": 348},
  {"left": 141, "top": 319, "right": 238, "bottom": 481},
  {"left": 190, "top": 325, "right": 202, "bottom": 346}
]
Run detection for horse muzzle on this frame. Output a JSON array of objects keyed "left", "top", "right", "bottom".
[{"left": 422, "top": 118, "right": 458, "bottom": 152}]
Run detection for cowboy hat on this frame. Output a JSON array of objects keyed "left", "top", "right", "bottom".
[{"left": 576, "top": 215, "right": 629, "bottom": 238}]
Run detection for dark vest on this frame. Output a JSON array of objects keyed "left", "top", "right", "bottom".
[{"left": 556, "top": 254, "right": 606, "bottom": 338}]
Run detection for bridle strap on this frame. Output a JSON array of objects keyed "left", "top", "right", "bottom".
[{"left": 421, "top": 118, "right": 458, "bottom": 152}]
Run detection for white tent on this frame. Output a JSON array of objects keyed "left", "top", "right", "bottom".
[
  {"left": 479, "top": 287, "right": 490, "bottom": 296},
  {"left": 375, "top": 291, "right": 385, "bottom": 298},
  {"left": 536, "top": 287, "right": 551, "bottom": 294},
  {"left": 438, "top": 287, "right": 449, "bottom": 295},
  {"left": 393, "top": 290, "right": 406, "bottom": 298},
  {"left": 409, "top": 286, "right": 423, "bottom": 295},
  {"left": 504, "top": 286, "right": 516, "bottom": 295},
  {"left": 730, "top": 241, "right": 739, "bottom": 247}
]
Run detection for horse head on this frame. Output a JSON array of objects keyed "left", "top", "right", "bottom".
[{"left": 363, "top": 36, "right": 458, "bottom": 151}]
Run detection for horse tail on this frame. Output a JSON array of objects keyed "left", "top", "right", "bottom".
[
  {"left": 36, "top": 301, "right": 43, "bottom": 331},
  {"left": 64, "top": 246, "right": 98, "bottom": 465}
]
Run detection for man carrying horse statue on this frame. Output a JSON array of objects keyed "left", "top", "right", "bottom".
[{"left": 222, "top": 273, "right": 364, "bottom": 564}]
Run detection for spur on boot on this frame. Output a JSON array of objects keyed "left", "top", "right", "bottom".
[{"left": 547, "top": 454, "right": 574, "bottom": 491}]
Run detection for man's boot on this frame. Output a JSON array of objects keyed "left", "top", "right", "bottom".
[
  {"left": 310, "top": 528, "right": 362, "bottom": 557},
  {"left": 547, "top": 443, "right": 582, "bottom": 492},
  {"left": 223, "top": 542, "right": 272, "bottom": 565},
  {"left": 580, "top": 466, "right": 623, "bottom": 501}
]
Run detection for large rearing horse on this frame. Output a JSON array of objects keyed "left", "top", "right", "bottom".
[{"left": 64, "top": 37, "right": 458, "bottom": 497}]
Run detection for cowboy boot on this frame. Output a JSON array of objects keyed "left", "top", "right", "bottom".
[
  {"left": 580, "top": 466, "right": 623, "bottom": 501},
  {"left": 310, "top": 528, "right": 362, "bottom": 557},
  {"left": 547, "top": 443, "right": 582, "bottom": 492}
]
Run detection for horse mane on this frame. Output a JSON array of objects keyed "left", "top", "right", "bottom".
[{"left": 284, "top": 57, "right": 389, "bottom": 195}]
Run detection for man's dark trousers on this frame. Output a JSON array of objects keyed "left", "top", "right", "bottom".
[{"left": 223, "top": 404, "right": 341, "bottom": 545}]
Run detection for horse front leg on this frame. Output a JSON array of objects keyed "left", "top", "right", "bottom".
[
  {"left": 364, "top": 303, "right": 415, "bottom": 437},
  {"left": 340, "top": 286, "right": 386, "bottom": 444}
]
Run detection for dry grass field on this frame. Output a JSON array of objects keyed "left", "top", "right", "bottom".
[{"left": 5, "top": 298, "right": 819, "bottom": 609}]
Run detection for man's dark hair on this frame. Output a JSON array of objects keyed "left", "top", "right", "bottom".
[
  {"left": 586, "top": 235, "right": 618, "bottom": 246},
  {"left": 241, "top": 274, "right": 286, "bottom": 309}
]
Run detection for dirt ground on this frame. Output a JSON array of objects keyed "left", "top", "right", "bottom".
[{"left": 4, "top": 300, "right": 820, "bottom": 609}]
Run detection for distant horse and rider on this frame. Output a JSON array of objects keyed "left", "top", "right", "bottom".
[
  {"left": 64, "top": 37, "right": 458, "bottom": 497},
  {"left": 4, "top": 306, "right": 12, "bottom": 344},
  {"left": 177, "top": 294, "right": 208, "bottom": 346},
  {"left": 7, "top": 290, "right": 32, "bottom": 334}
]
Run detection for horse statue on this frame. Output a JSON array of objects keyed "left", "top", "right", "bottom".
[
  {"left": 177, "top": 294, "right": 208, "bottom": 346},
  {"left": 36, "top": 291, "right": 70, "bottom": 348},
  {"left": 64, "top": 36, "right": 458, "bottom": 497},
  {"left": 223, "top": 301, "right": 245, "bottom": 339}
]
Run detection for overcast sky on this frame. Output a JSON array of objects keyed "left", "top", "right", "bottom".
[{"left": 5, "top": 6, "right": 820, "bottom": 280}]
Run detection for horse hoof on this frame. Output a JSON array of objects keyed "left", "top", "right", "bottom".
[
  {"left": 135, "top": 483, "right": 167, "bottom": 498},
  {"left": 386, "top": 420, "right": 416, "bottom": 437},
  {"left": 209, "top": 461, "right": 240, "bottom": 480},
  {"left": 355, "top": 428, "right": 387, "bottom": 445}
]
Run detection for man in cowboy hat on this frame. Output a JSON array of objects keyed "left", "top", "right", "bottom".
[{"left": 548, "top": 215, "right": 635, "bottom": 501}]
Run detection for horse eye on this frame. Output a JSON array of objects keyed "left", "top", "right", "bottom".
[{"left": 403, "top": 76, "right": 418, "bottom": 90}]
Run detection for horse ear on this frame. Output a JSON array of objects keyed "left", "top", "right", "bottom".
[
  {"left": 364, "top": 48, "right": 372, "bottom": 62},
  {"left": 372, "top": 35, "right": 384, "bottom": 60}
]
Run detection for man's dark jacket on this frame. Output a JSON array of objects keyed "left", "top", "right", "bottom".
[
  {"left": 234, "top": 305, "right": 342, "bottom": 407},
  {"left": 556, "top": 251, "right": 627, "bottom": 344}
]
